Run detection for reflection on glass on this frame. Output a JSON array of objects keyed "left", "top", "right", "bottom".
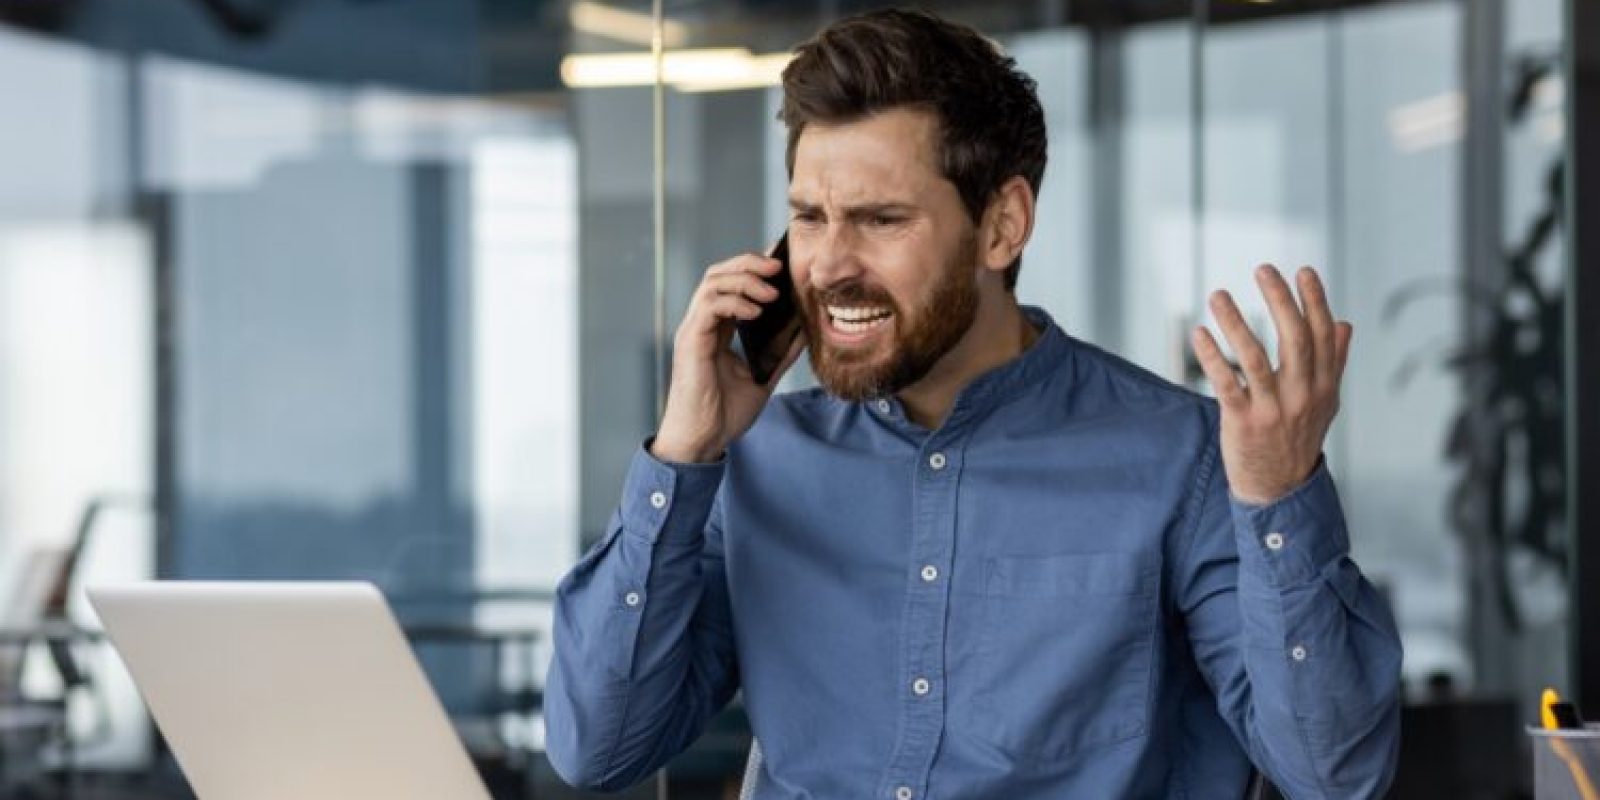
[
  {"left": 0, "top": 0, "right": 1576, "bottom": 794},
  {"left": 1, "top": 5, "right": 589, "bottom": 781},
  {"left": 1335, "top": 1, "right": 1469, "bottom": 690},
  {"left": 0, "top": 25, "right": 154, "bottom": 770},
  {"left": 470, "top": 136, "right": 579, "bottom": 592},
  {"left": 1193, "top": 1, "right": 1573, "bottom": 716}
]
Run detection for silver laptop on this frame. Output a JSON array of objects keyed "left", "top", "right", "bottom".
[{"left": 87, "top": 581, "right": 492, "bottom": 800}]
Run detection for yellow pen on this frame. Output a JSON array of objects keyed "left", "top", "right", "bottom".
[{"left": 1541, "top": 687, "right": 1600, "bottom": 800}]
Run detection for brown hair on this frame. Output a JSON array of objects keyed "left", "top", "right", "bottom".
[{"left": 779, "top": 8, "right": 1048, "bottom": 291}]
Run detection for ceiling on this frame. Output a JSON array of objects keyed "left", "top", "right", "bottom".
[{"left": 0, "top": 0, "right": 1435, "bottom": 93}]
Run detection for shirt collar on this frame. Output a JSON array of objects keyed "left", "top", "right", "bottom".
[{"left": 866, "top": 305, "right": 1071, "bottom": 433}]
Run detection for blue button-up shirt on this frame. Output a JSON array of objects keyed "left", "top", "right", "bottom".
[{"left": 546, "top": 307, "right": 1401, "bottom": 799}]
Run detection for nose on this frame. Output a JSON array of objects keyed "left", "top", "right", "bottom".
[{"left": 803, "top": 224, "right": 864, "bottom": 292}]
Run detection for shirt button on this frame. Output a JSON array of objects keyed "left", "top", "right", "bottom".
[
  {"left": 876, "top": 399, "right": 892, "bottom": 414},
  {"left": 1264, "top": 532, "right": 1285, "bottom": 551},
  {"left": 895, "top": 787, "right": 913, "bottom": 800},
  {"left": 649, "top": 491, "right": 667, "bottom": 509},
  {"left": 920, "top": 565, "right": 938, "bottom": 582},
  {"left": 912, "top": 677, "right": 931, "bottom": 696},
  {"left": 928, "top": 452, "right": 947, "bottom": 470},
  {"left": 1290, "top": 644, "right": 1308, "bottom": 662},
  {"left": 624, "top": 591, "right": 642, "bottom": 607}
]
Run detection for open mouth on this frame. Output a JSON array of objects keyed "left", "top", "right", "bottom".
[{"left": 826, "top": 304, "right": 894, "bottom": 339}]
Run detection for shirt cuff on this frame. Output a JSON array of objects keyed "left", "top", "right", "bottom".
[
  {"left": 620, "top": 437, "right": 727, "bottom": 546},
  {"left": 1228, "top": 458, "right": 1350, "bottom": 587}
]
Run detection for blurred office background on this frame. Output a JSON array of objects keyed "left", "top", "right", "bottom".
[{"left": 0, "top": 0, "right": 1594, "bottom": 797}]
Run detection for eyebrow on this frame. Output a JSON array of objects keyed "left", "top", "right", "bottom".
[{"left": 786, "top": 198, "right": 918, "bottom": 217}]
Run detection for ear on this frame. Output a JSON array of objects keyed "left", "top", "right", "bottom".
[{"left": 978, "top": 175, "right": 1035, "bottom": 275}]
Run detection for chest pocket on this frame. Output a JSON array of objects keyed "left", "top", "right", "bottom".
[{"left": 967, "top": 550, "right": 1160, "bottom": 763}]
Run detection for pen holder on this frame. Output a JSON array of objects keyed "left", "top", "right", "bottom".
[{"left": 1529, "top": 725, "right": 1600, "bottom": 800}]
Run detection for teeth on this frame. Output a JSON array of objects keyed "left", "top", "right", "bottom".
[
  {"left": 827, "top": 305, "right": 893, "bottom": 322},
  {"left": 831, "top": 314, "right": 891, "bottom": 336}
]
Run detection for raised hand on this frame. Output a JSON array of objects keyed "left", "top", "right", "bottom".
[{"left": 1191, "top": 265, "right": 1352, "bottom": 505}]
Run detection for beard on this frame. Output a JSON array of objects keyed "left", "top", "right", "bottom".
[{"left": 799, "top": 230, "right": 981, "bottom": 402}]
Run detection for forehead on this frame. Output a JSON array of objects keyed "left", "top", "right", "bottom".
[{"left": 789, "top": 107, "right": 945, "bottom": 203}]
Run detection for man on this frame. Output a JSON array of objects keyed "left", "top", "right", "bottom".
[{"left": 546, "top": 9, "right": 1401, "bottom": 799}]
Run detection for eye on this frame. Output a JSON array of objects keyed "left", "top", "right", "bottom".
[{"left": 869, "top": 215, "right": 902, "bottom": 227}]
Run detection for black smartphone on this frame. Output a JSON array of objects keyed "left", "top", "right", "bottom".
[{"left": 735, "top": 233, "right": 803, "bottom": 385}]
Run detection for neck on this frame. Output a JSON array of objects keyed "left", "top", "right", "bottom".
[{"left": 898, "top": 297, "right": 1039, "bottom": 430}]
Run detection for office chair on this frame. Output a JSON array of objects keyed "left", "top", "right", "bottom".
[
  {"left": 737, "top": 739, "right": 1272, "bottom": 800},
  {"left": 0, "top": 549, "right": 70, "bottom": 792},
  {"left": 0, "top": 551, "right": 98, "bottom": 796},
  {"left": 0, "top": 497, "right": 137, "bottom": 795}
]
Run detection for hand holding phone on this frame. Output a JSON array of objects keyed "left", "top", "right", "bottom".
[{"left": 651, "top": 235, "right": 806, "bottom": 463}]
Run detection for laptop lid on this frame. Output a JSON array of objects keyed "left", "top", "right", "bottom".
[{"left": 88, "top": 581, "right": 491, "bottom": 800}]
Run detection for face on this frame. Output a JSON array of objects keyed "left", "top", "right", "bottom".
[{"left": 787, "top": 108, "right": 983, "bottom": 401}]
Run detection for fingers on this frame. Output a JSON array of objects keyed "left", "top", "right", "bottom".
[
  {"left": 707, "top": 252, "right": 782, "bottom": 278},
  {"left": 1295, "top": 266, "right": 1338, "bottom": 386},
  {"left": 682, "top": 286, "right": 762, "bottom": 341},
  {"left": 683, "top": 256, "right": 783, "bottom": 337},
  {"left": 1256, "top": 265, "right": 1312, "bottom": 389},
  {"left": 1191, "top": 326, "right": 1246, "bottom": 408},
  {"left": 705, "top": 271, "right": 779, "bottom": 304},
  {"left": 1208, "top": 288, "right": 1277, "bottom": 397},
  {"left": 706, "top": 292, "right": 763, "bottom": 322},
  {"left": 1213, "top": 265, "right": 1351, "bottom": 416}
]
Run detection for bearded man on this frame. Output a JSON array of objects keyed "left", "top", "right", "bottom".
[{"left": 545, "top": 9, "right": 1402, "bottom": 799}]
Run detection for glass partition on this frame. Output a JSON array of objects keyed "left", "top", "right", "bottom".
[{"left": 0, "top": 0, "right": 1579, "bottom": 797}]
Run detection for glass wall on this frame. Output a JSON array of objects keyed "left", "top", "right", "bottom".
[
  {"left": 0, "top": 0, "right": 1579, "bottom": 797},
  {"left": 0, "top": 24, "right": 157, "bottom": 773},
  {"left": 0, "top": 2, "right": 588, "bottom": 792}
]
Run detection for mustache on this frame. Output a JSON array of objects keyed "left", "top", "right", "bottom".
[{"left": 807, "top": 282, "right": 895, "bottom": 309}]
